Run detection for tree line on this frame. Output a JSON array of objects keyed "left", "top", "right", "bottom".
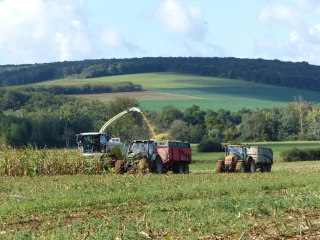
[
  {"left": 0, "top": 89, "right": 319, "bottom": 148},
  {"left": 13, "top": 82, "right": 142, "bottom": 95},
  {"left": 1, "top": 57, "right": 320, "bottom": 92}
]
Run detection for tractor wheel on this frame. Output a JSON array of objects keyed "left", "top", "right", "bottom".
[
  {"left": 267, "top": 164, "right": 272, "bottom": 172},
  {"left": 249, "top": 160, "right": 256, "bottom": 173},
  {"left": 115, "top": 160, "right": 124, "bottom": 174},
  {"left": 182, "top": 162, "right": 190, "bottom": 174},
  {"left": 215, "top": 161, "right": 225, "bottom": 173},
  {"left": 139, "top": 158, "right": 149, "bottom": 174},
  {"left": 235, "top": 161, "right": 245, "bottom": 173},
  {"left": 153, "top": 156, "right": 163, "bottom": 174}
]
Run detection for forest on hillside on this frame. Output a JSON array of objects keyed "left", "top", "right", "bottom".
[
  {"left": 0, "top": 88, "right": 319, "bottom": 148},
  {"left": 0, "top": 57, "right": 320, "bottom": 91}
]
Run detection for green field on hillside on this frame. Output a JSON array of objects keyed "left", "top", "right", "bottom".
[{"left": 36, "top": 73, "right": 320, "bottom": 111}]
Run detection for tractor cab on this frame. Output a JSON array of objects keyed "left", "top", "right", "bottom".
[
  {"left": 76, "top": 132, "right": 110, "bottom": 154},
  {"left": 227, "top": 145, "right": 247, "bottom": 160},
  {"left": 127, "top": 140, "right": 155, "bottom": 159}
]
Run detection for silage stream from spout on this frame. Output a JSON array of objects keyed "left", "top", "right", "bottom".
[{"left": 141, "top": 111, "right": 175, "bottom": 141}]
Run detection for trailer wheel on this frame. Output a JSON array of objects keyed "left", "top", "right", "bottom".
[
  {"left": 115, "top": 160, "right": 124, "bottom": 174},
  {"left": 182, "top": 162, "right": 189, "bottom": 174},
  {"left": 266, "top": 164, "right": 272, "bottom": 172},
  {"left": 215, "top": 161, "right": 225, "bottom": 173},
  {"left": 249, "top": 160, "right": 256, "bottom": 173},
  {"left": 178, "top": 164, "right": 183, "bottom": 174},
  {"left": 153, "top": 156, "right": 163, "bottom": 174},
  {"left": 235, "top": 161, "right": 245, "bottom": 173},
  {"left": 173, "top": 162, "right": 183, "bottom": 174}
]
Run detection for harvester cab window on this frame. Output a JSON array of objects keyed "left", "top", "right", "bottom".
[
  {"left": 83, "top": 135, "right": 102, "bottom": 153},
  {"left": 100, "top": 135, "right": 107, "bottom": 146}
]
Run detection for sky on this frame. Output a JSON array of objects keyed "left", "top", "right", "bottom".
[{"left": 1, "top": 0, "right": 320, "bottom": 66}]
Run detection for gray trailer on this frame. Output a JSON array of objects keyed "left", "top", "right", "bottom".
[{"left": 247, "top": 146, "right": 273, "bottom": 172}]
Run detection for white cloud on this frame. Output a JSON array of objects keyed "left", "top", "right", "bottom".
[
  {"left": 254, "top": 35, "right": 320, "bottom": 65},
  {"left": 100, "top": 27, "right": 123, "bottom": 48},
  {"left": 309, "top": 24, "right": 320, "bottom": 40},
  {"left": 155, "top": 0, "right": 208, "bottom": 42},
  {"left": 100, "top": 26, "right": 144, "bottom": 54},
  {"left": 258, "top": 3, "right": 303, "bottom": 30},
  {"left": 256, "top": 1, "right": 320, "bottom": 65},
  {"left": 0, "top": 0, "right": 94, "bottom": 64},
  {"left": 292, "top": 0, "right": 320, "bottom": 13},
  {"left": 0, "top": 0, "right": 143, "bottom": 64},
  {"left": 291, "top": 31, "right": 299, "bottom": 43}
]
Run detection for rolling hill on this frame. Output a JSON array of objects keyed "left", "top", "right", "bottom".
[{"left": 34, "top": 72, "right": 320, "bottom": 111}]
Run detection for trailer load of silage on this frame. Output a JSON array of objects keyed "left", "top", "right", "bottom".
[{"left": 152, "top": 133, "right": 176, "bottom": 141}]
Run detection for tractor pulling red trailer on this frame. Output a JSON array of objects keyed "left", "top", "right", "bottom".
[{"left": 115, "top": 140, "right": 192, "bottom": 174}]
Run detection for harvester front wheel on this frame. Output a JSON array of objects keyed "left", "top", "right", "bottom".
[
  {"left": 215, "top": 161, "right": 225, "bottom": 173},
  {"left": 115, "top": 160, "right": 124, "bottom": 174},
  {"left": 235, "top": 161, "right": 245, "bottom": 173}
]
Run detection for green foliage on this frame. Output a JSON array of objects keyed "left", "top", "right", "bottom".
[
  {"left": 158, "top": 105, "right": 183, "bottom": 131},
  {"left": 280, "top": 147, "right": 320, "bottom": 162},
  {"left": 14, "top": 81, "right": 142, "bottom": 95},
  {"left": 197, "top": 139, "right": 223, "bottom": 152}
]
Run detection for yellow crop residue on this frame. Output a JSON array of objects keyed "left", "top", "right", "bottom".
[{"left": 152, "top": 133, "right": 176, "bottom": 141}]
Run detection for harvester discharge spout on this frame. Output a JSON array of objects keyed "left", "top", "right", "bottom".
[{"left": 99, "top": 107, "right": 141, "bottom": 133}]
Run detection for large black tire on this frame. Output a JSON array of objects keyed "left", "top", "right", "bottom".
[
  {"left": 248, "top": 160, "right": 256, "bottom": 173},
  {"left": 235, "top": 161, "right": 245, "bottom": 173},
  {"left": 153, "top": 156, "right": 163, "bottom": 174},
  {"left": 182, "top": 162, "right": 190, "bottom": 174},
  {"left": 115, "top": 160, "right": 124, "bottom": 174},
  {"left": 172, "top": 162, "right": 183, "bottom": 174},
  {"left": 215, "top": 161, "right": 225, "bottom": 173},
  {"left": 266, "top": 164, "right": 272, "bottom": 172},
  {"left": 172, "top": 162, "right": 179, "bottom": 174}
]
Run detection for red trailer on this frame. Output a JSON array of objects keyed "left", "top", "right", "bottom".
[{"left": 155, "top": 141, "right": 192, "bottom": 174}]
